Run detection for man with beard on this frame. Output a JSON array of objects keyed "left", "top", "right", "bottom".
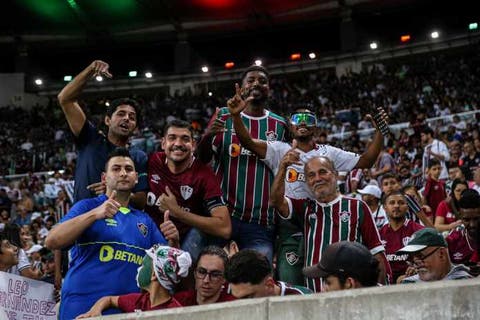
[
  {"left": 379, "top": 191, "right": 424, "bottom": 282},
  {"left": 145, "top": 120, "right": 231, "bottom": 260},
  {"left": 270, "top": 155, "right": 391, "bottom": 292},
  {"left": 225, "top": 99, "right": 388, "bottom": 284},
  {"left": 58, "top": 60, "right": 147, "bottom": 206},
  {"left": 446, "top": 189, "right": 480, "bottom": 266},
  {"left": 197, "top": 65, "right": 288, "bottom": 264}
]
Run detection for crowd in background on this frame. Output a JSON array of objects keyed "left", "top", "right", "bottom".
[{"left": 1, "top": 47, "right": 480, "bottom": 316}]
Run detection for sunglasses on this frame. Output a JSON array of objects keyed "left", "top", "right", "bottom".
[{"left": 290, "top": 113, "right": 317, "bottom": 127}]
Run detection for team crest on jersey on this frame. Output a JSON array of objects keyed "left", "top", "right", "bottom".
[
  {"left": 265, "top": 131, "right": 277, "bottom": 142},
  {"left": 180, "top": 185, "right": 193, "bottom": 200},
  {"left": 402, "top": 236, "right": 413, "bottom": 246},
  {"left": 137, "top": 223, "right": 148, "bottom": 237},
  {"left": 151, "top": 174, "right": 161, "bottom": 184},
  {"left": 339, "top": 211, "right": 351, "bottom": 222},
  {"left": 286, "top": 251, "right": 300, "bottom": 266}
]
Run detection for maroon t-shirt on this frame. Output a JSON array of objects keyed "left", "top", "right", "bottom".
[
  {"left": 174, "top": 289, "right": 236, "bottom": 306},
  {"left": 423, "top": 178, "right": 446, "bottom": 216},
  {"left": 446, "top": 228, "right": 476, "bottom": 264},
  {"left": 145, "top": 152, "right": 224, "bottom": 238},
  {"left": 117, "top": 292, "right": 182, "bottom": 312},
  {"left": 379, "top": 220, "right": 424, "bottom": 279}
]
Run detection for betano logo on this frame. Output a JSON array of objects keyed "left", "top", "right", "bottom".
[
  {"left": 286, "top": 168, "right": 305, "bottom": 182},
  {"left": 229, "top": 143, "right": 254, "bottom": 157},
  {"left": 98, "top": 245, "right": 144, "bottom": 265}
]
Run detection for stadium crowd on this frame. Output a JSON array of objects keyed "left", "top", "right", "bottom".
[{"left": 1, "top": 47, "right": 480, "bottom": 318}]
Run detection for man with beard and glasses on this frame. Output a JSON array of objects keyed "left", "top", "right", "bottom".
[
  {"left": 379, "top": 191, "right": 424, "bottom": 282},
  {"left": 270, "top": 155, "right": 391, "bottom": 292},
  {"left": 197, "top": 65, "right": 288, "bottom": 264},
  {"left": 145, "top": 120, "right": 231, "bottom": 260},
  {"left": 225, "top": 101, "right": 388, "bottom": 285}
]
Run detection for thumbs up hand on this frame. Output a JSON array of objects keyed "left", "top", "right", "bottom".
[
  {"left": 158, "top": 186, "right": 181, "bottom": 217},
  {"left": 160, "top": 210, "right": 180, "bottom": 248},
  {"left": 94, "top": 190, "right": 120, "bottom": 220}
]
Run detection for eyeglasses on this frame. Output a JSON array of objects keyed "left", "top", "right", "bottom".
[
  {"left": 195, "top": 267, "right": 224, "bottom": 281},
  {"left": 407, "top": 247, "right": 441, "bottom": 267},
  {"left": 290, "top": 113, "right": 317, "bottom": 127}
]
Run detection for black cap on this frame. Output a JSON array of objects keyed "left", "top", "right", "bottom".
[{"left": 303, "top": 241, "right": 375, "bottom": 279}]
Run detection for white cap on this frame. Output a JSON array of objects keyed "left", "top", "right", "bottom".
[
  {"left": 26, "top": 244, "right": 43, "bottom": 254},
  {"left": 31, "top": 212, "right": 42, "bottom": 221},
  {"left": 357, "top": 185, "right": 382, "bottom": 199}
]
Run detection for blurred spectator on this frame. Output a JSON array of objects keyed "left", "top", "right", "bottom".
[
  {"left": 423, "top": 159, "right": 446, "bottom": 216},
  {"left": 357, "top": 185, "right": 388, "bottom": 229},
  {"left": 421, "top": 127, "right": 450, "bottom": 181},
  {"left": 434, "top": 179, "right": 468, "bottom": 233},
  {"left": 461, "top": 141, "right": 480, "bottom": 181}
]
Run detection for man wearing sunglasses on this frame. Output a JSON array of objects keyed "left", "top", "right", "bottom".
[
  {"left": 397, "top": 228, "right": 472, "bottom": 283},
  {"left": 227, "top": 99, "right": 388, "bottom": 285}
]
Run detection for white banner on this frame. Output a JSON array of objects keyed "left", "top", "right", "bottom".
[{"left": 0, "top": 271, "right": 57, "bottom": 320}]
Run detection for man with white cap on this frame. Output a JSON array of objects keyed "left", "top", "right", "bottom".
[
  {"left": 303, "top": 241, "right": 380, "bottom": 292},
  {"left": 357, "top": 185, "right": 388, "bottom": 229},
  {"left": 397, "top": 228, "right": 472, "bottom": 283}
]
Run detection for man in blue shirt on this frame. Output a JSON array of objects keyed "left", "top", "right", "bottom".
[
  {"left": 58, "top": 60, "right": 147, "bottom": 207},
  {"left": 46, "top": 148, "right": 179, "bottom": 319}
]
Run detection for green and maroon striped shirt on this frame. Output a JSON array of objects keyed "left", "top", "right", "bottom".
[{"left": 212, "top": 107, "right": 287, "bottom": 226}]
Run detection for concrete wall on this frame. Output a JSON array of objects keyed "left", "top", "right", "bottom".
[{"left": 98, "top": 278, "right": 480, "bottom": 320}]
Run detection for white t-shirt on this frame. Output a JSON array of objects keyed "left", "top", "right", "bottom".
[
  {"left": 263, "top": 141, "right": 360, "bottom": 199},
  {"left": 8, "top": 248, "right": 30, "bottom": 275}
]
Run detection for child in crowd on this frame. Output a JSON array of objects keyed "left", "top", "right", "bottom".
[
  {"left": 423, "top": 159, "right": 446, "bottom": 217},
  {"left": 76, "top": 245, "right": 191, "bottom": 318}
]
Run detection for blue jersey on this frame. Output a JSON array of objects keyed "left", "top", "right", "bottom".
[
  {"left": 73, "top": 121, "right": 148, "bottom": 202},
  {"left": 59, "top": 195, "right": 167, "bottom": 319}
]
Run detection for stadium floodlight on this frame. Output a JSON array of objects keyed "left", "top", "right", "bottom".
[
  {"left": 308, "top": 52, "right": 316, "bottom": 59},
  {"left": 469, "top": 23, "right": 478, "bottom": 30},
  {"left": 400, "top": 35, "right": 411, "bottom": 43},
  {"left": 208, "top": 92, "right": 213, "bottom": 97},
  {"left": 225, "top": 62, "right": 235, "bottom": 69},
  {"left": 105, "top": 101, "right": 110, "bottom": 106},
  {"left": 290, "top": 53, "right": 301, "bottom": 61},
  {"left": 145, "top": 72, "right": 153, "bottom": 78},
  {"left": 430, "top": 31, "right": 439, "bottom": 39},
  {"left": 201, "top": 66, "right": 209, "bottom": 73},
  {"left": 95, "top": 75, "right": 103, "bottom": 82},
  {"left": 64, "top": 75, "right": 72, "bottom": 82},
  {"left": 34, "top": 78, "right": 43, "bottom": 85},
  {"left": 129, "top": 71, "right": 138, "bottom": 77},
  {"left": 369, "top": 42, "right": 378, "bottom": 50},
  {"left": 254, "top": 59, "right": 262, "bottom": 66}
]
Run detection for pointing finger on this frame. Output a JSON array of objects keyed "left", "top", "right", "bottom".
[{"left": 164, "top": 210, "right": 170, "bottom": 222}]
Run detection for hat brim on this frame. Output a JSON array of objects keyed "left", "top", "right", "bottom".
[
  {"left": 396, "top": 244, "right": 427, "bottom": 254},
  {"left": 303, "top": 265, "right": 329, "bottom": 278}
]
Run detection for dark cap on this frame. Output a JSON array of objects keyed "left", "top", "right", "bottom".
[
  {"left": 396, "top": 228, "right": 447, "bottom": 254},
  {"left": 303, "top": 241, "right": 376, "bottom": 279}
]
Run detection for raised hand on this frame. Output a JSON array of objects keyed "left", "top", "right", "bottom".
[
  {"left": 87, "top": 181, "right": 106, "bottom": 195},
  {"left": 94, "top": 190, "right": 120, "bottom": 220},
  {"left": 227, "top": 83, "right": 254, "bottom": 116},
  {"left": 158, "top": 186, "right": 180, "bottom": 215},
  {"left": 279, "top": 139, "right": 301, "bottom": 169},
  {"left": 160, "top": 210, "right": 180, "bottom": 247},
  {"left": 89, "top": 60, "right": 112, "bottom": 78}
]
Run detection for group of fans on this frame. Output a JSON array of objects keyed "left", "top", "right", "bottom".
[{"left": 1, "top": 58, "right": 480, "bottom": 318}]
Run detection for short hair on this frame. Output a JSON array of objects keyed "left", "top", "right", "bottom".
[
  {"left": 197, "top": 245, "right": 228, "bottom": 267},
  {"left": 2, "top": 223, "right": 21, "bottom": 248},
  {"left": 240, "top": 65, "right": 269, "bottom": 83},
  {"left": 225, "top": 250, "right": 271, "bottom": 285},
  {"left": 104, "top": 147, "right": 132, "bottom": 171},
  {"left": 163, "top": 119, "right": 194, "bottom": 138},
  {"left": 421, "top": 126, "right": 434, "bottom": 136},
  {"left": 305, "top": 156, "right": 337, "bottom": 174},
  {"left": 0, "top": 232, "right": 7, "bottom": 254},
  {"left": 381, "top": 172, "right": 400, "bottom": 182},
  {"left": 382, "top": 190, "right": 406, "bottom": 205},
  {"left": 107, "top": 98, "right": 141, "bottom": 125},
  {"left": 427, "top": 158, "right": 441, "bottom": 169},
  {"left": 458, "top": 189, "right": 480, "bottom": 209}
]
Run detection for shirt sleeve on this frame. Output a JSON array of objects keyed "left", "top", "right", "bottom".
[
  {"left": 17, "top": 249, "right": 31, "bottom": 272},
  {"left": 435, "top": 201, "right": 449, "bottom": 219},
  {"left": 262, "top": 141, "right": 290, "bottom": 174},
  {"left": 117, "top": 293, "right": 141, "bottom": 312},
  {"left": 60, "top": 199, "right": 93, "bottom": 223}
]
